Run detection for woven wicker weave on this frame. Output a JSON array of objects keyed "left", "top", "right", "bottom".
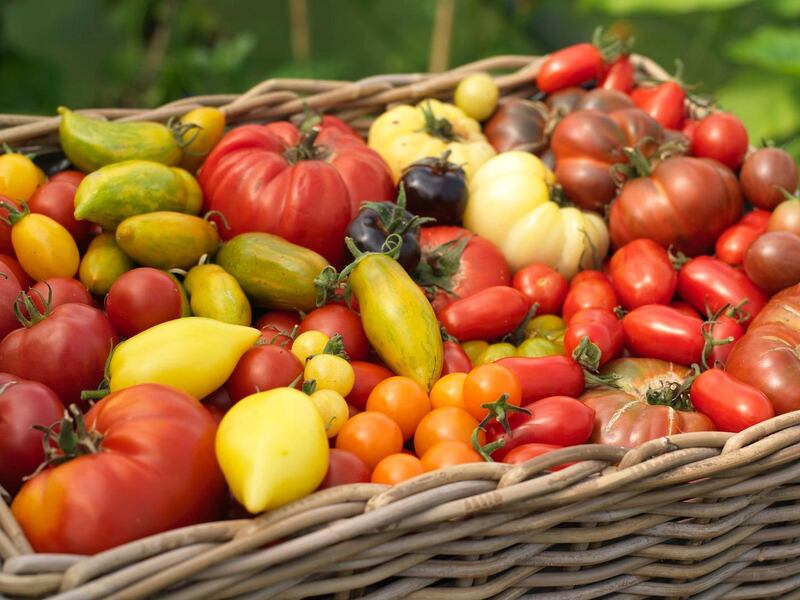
[{"left": 3, "top": 54, "right": 800, "bottom": 599}]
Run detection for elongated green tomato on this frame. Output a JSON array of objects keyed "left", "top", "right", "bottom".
[
  {"left": 171, "top": 167, "right": 203, "bottom": 215},
  {"left": 178, "top": 107, "right": 226, "bottom": 173},
  {"left": 4, "top": 203, "right": 79, "bottom": 281},
  {"left": 106, "top": 317, "right": 260, "bottom": 399},
  {"left": 115, "top": 211, "right": 219, "bottom": 270},
  {"left": 58, "top": 107, "right": 182, "bottom": 173},
  {"left": 184, "top": 263, "right": 251, "bottom": 326},
  {"left": 166, "top": 271, "right": 192, "bottom": 317},
  {"left": 216, "top": 387, "right": 328, "bottom": 513},
  {"left": 73, "top": 160, "right": 187, "bottom": 230},
  {"left": 351, "top": 254, "right": 442, "bottom": 391},
  {"left": 79, "top": 233, "right": 135, "bottom": 295}
]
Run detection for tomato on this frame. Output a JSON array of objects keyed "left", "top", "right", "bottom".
[
  {"left": 256, "top": 310, "right": 301, "bottom": 345},
  {"left": 610, "top": 157, "right": 743, "bottom": 256},
  {"left": 740, "top": 148, "right": 799, "bottom": 210},
  {"left": 50, "top": 170, "right": 85, "bottom": 186},
  {"left": 690, "top": 112, "right": 749, "bottom": 170},
  {"left": 440, "top": 286, "right": 529, "bottom": 342},
  {"left": 512, "top": 264, "right": 568, "bottom": 315},
  {"left": 420, "top": 440, "right": 482, "bottom": 471},
  {"left": 622, "top": 305, "right": 704, "bottom": 366},
  {"left": 291, "top": 330, "right": 329, "bottom": 365},
  {"left": 336, "top": 411, "right": 403, "bottom": 469},
  {"left": 517, "top": 337, "right": 563, "bottom": 358},
  {"left": 414, "top": 406, "right": 482, "bottom": 457},
  {"left": 677, "top": 256, "right": 768, "bottom": 325},
  {"left": 454, "top": 72, "right": 499, "bottom": 121},
  {"left": 609, "top": 239, "right": 677, "bottom": 309},
  {"left": 768, "top": 198, "right": 800, "bottom": 237},
  {"left": 416, "top": 226, "right": 511, "bottom": 314},
  {"left": 741, "top": 209, "right": 772, "bottom": 230},
  {"left": 536, "top": 43, "right": 605, "bottom": 92},
  {"left": 309, "top": 388, "right": 349, "bottom": 437},
  {"left": 430, "top": 372, "right": 467, "bottom": 409},
  {"left": 715, "top": 224, "right": 764, "bottom": 266},
  {"left": 630, "top": 81, "right": 686, "bottom": 130},
  {"left": 581, "top": 358, "right": 714, "bottom": 447},
  {"left": 562, "top": 273, "right": 619, "bottom": 323},
  {"left": 227, "top": 344, "right": 303, "bottom": 402},
  {"left": 0, "top": 301, "right": 116, "bottom": 408},
  {"left": 20, "top": 277, "right": 92, "bottom": 317},
  {"left": 178, "top": 107, "right": 226, "bottom": 172},
  {"left": 503, "top": 443, "right": 569, "bottom": 470},
  {"left": 475, "top": 342, "right": 517, "bottom": 364},
  {"left": 484, "top": 396, "right": 594, "bottom": 460},
  {"left": 462, "top": 363, "right": 522, "bottom": 421},
  {"left": 318, "top": 449, "right": 371, "bottom": 489},
  {"left": 0, "top": 197, "right": 20, "bottom": 255},
  {"left": 441, "top": 341, "right": 472, "bottom": 375},
  {"left": 12, "top": 384, "right": 225, "bottom": 553},
  {"left": 462, "top": 340, "right": 489, "bottom": 365},
  {"left": 0, "top": 152, "right": 40, "bottom": 201},
  {"left": 199, "top": 117, "right": 394, "bottom": 266},
  {"left": 0, "top": 375, "right": 64, "bottom": 495},
  {"left": 599, "top": 55, "right": 634, "bottom": 92},
  {"left": 299, "top": 305, "right": 369, "bottom": 360},
  {"left": 526, "top": 314, "right": 566, "bottom": 341},
  {"left": 366, "top": 376, "right": 431, "bottom": 440},
  {"left": 6, "top": 205, "right": 79, "bottom": 282},
  {"left": 202, "top": 386, "right": 233, "bottom": 423},
  {"left": 27, "top": 178, "right": 92, "bottom": 248},
  {"left": 496, "top": 356, "right": 585, "bottom": 404},
  {"left": 744, "top": 232, "right": 800, "bottom": 294},
  {"left": 670, "top": 300, "right": 702, "bottom": 319},
  {"left": 690, "top": 369, "right": 773, "bottom": 433},
  {"left": 305, "top": 354, "right": 354, "bottom": 397},
  {"left": 704, "top": 315, "right": 743, "bottom": 369},
  {"left": 346, "top": 361, "right": 394, "bottom": 411},
  {"left": 371, "top": 453, "right": 424, "bottom": 485},
  {"left": 106, "top": 268, "right": 186, "bottom": 338},
  {"left": 0, "top": 272, "right": 21, "bottom": 340},
  {"left": 484, "top": 98, "right": 549, "bottom": 154},
  {"left": 564, "top": 308, "right": 623, "bottom": 366}
]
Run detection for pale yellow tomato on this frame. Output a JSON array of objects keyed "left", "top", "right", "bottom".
[
  {"left": 454, "top": 72, "right": 499, "bottom": 121},
  {"left": 291, "top": 330, "right": 329, "bottom": 364},
  {"left": 309, "top": 389, "right": 350, "bottom": 437}
]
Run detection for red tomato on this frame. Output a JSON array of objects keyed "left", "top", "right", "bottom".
[
  {"left": 570, "top": 270, "right": 610, "bottom": 287},
  {"left": 512, "top": 264, "right": 568, "bottom": 315},
  {"left": 703, "top": 315, "right": 743, "bottom": 369},
  {"left": 0, "top": 303, "right": 117, "bottom": 408},
  {"left": 670, "top": 300, "right": 702, "bottom": 319},
  {"left": 106, "top": 268, "right": 184, "bottom": 338},
  {"left": 741, "top": 209, "right": 772, "bottom": 230},
  {"left": 599, "top": 55, "right": 634, "bottom": 92},
  {"left": 50, "top": 170, "right": 85, "bottom": 186},
  {"left": 255, "top": 310, "right": 301, "bottom": 346},
  {"left": 484, "top": 396, "right": 594, "bottom": 460},
  {"left": 226, "top": 344, "right": 303, "bottom": 402},
  {"left": 462, "top": 363, "right": 522, "bottom": 421},
  {"left": 681, "top": 118, "right": 700, "bottom": 143},
  {"left": 676, "top": 256, "right": 768, "bottom": 325},
  {"left": 536, "top": 43, "right": 605, "bottom": 92},
  {"left": 715, "top": 224, "right": 763, "bottom": 266},
  {"left": 0, "top": 253, "right": 32, "bottom": 289},
  {"left": 317, "top": 449, "right": 371, "bottom": 489},
  {"left": 690, "top": 369, "right": 773, "bottom": 432},
  {"left": 0, "top": 374, "right": 64, "bottom": 495},
  {"left": 417, "top": 226, "right": 511, "bottom": 314},
  {"left": 623, "top": 305, "right": 704, "bottom": 366},
  {"left": 28, "top": 179, "right": 92, "bottom": 247},
  {"left": 496, "top": 356, "right": 585, "bottom": 404},
  {"left": 630, "top": 81, "right": 686, "bottom": 130},
  {"left": 439, "top": 286, "right": 529, "bottom": 342},
  {"left": 201, "top": 386, "right": 234, "bottom": 424},
  {"left": 503, "top": 443, "right": 569, "bottom": 470},
  {"left": 0, "top": 198, "right": 20, "bottom": 255},
  {"left": 20, "top": 277, "right": 92, "bottom": 316},
  {"left": 198, "top": 118, "right": 394, "bottom": 265},
  {"left": 564, "top": 308, "right": 623, "bottom": 366},
  {"left": 442, "top": 341, "right": 472, "bottom": 375},
  {"left": 610, "top": 157, "right": 743, "bottom": 256},
  {"left": 0, "top": 271, "right": 22, "bottom": 340},
  {"left": 562, "top": 273, "right": 620, "bottom": 323},
  {"left": 346, "top": 361, "right": 394, "bottom": 411},
  {"left": 609, "top": 239, "right": 677, "bottom": 309},
  {"left": 11, "top": 383, "right": 225, "bottom": 554},
  {"left": 299, "top": 304, "right": 369, "bottom": 360},
  {"left": 691, "top": 112, "right": 749, "bottom": 170}
]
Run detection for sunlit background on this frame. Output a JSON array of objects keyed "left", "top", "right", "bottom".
[{"left": 1, "top": 0, "right": 798, "bottom": 158}]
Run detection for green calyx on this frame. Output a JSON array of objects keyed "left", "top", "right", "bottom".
[
  {"left": 419, "top": 101, "right": 460, "bottom": 142},
  {"left": 29, "top": 404, "right": 103, "bottom": 479},
  {"left": 471, "top": 393, "right": 532, "bottom": 463}
]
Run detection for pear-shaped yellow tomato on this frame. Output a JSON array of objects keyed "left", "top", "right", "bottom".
[
  {"left": 178, "top": 107, "right": 226, "bottom": 173},
  {"left": 6, "top": 204, "right": 79, "bottom": 281},
  {"left": 368, "top": 99, "right": 495, "bottom": 181},
  {"left": 0, "top": 152, "right": 40, "bottom": 201},
  {"left": 108, "top": 317, "right": 259, "bottom": 399},
  {"left": 216, "top": 387, "right": 328, "bottom": 513}
]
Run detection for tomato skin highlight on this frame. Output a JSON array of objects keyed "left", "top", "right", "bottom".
[
  {"left": 599, "top": 56, "right": 634, "bottom": 93},
  {"left": 690, "top": 369, "right": 773, "bottom": 432}
]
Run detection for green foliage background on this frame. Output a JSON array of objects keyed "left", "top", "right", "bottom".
[{"left": 1, "top": 0, "right": 798, "bottom": 157}]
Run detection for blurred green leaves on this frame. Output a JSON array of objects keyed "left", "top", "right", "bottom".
[
  {"left": 726, "top": 26, "right": 800, "bottom": 74},
  {"left": 579, "top": 0, "right": 755, "bottom": 15}
]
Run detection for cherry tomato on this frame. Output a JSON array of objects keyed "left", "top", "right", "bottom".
[
  {"left": 430, "top": 372, "right": 467, "bottom": 410},
  {"left": 768, "top": 198, "right": 800, "bottom": 237},
  {"left": 517, "top": 338, "right": 563, "bottom": 358},
  {"left": 630, "top": 81, "right": 686, "bottom": 130},
  {"left": 304, "top": 354, "right": 354, "bottom": 397},
  {"left": 256, "top": 310, "right": 300, "bottom": 346},
  {"left": 740, "top": 148, "right": 799, "bottom": 210},
  {"left": 609, "top": 239, "right": 677, "bottom": 309},
  {"left": 496, "top": 356, "right": 585, "bottom": 404},
  {"left": 691, "top": 112, "right": 749, "bottom": 170},
  {"left": 420, "top": 440, "right": 482, "bottom": 471},
  {"left": 414, "top": 406, "right": 482, "bottom": 457},
  {"left": 366, "top": 376, "right": 431, "bottom": 440},
  {"left": 371, "top": 453, "right": 424, "bottom": 485},
  {"left": 309, "top": 389, "right": 349, "bottom": 437},
  {"left": 317, "top": 448, "right": 371, "bottom": 490},
  {"left": 50, "top": 170, "right": 85, "bottom": 186},
  {"left": 564, "top": 308, "right": 623, "bottom": 366},
  {"left": 0, "top": 153, "right": 40, "bottom": 201},
  {"left": 461, "top": 340, "right": 489, "bottom": 365},
  {"left": 299, "top": 305, "right": 369, "bottom": 360},
  {"left": 439, "top": 286, "right": 529, "bottom": 342},
  {"left": 346, "top": 361, "right": 394, "bottom": 411},
  {"left": 475, "top": 342, "right": 517, "bottom": 365},
  {"left": 106, "top": 268, "right": 185, "bottom": 338},
  {"left": 690, "top": 369, "right": 774, "bottom": 432},
  {"left": 512, "top": 264, "right": 568, "bottom": 315},
  {"left": 28, "top": 179, "right": 92, "bottom": 248},
  {"left": 715, "top": 224, "right": 764, "bottom": 266},
  {"left": 562, "top": 272, "right": 620, "bottom": 322},
  {"left": 599, "top": 55, "right": 634, "bottom": 92},
  {"left": 291, "top": 330, "right": 329, "bottom": 364},
  {"left": 226, "top": 344, "right": 303, "bottom": 402},
  {"left": 623, "top": 305, "right": 704, "bottom": 366},
  {"left": 335, "top": 411, "right": 403, "bottom": 469},
  {"left": 463, "top": 363, "right": 522, "bottom": 421},
  {"left": 454, "top": 72, "right": 499, "bottom": 121},
  {"left": 442, "top": 341, "right": 472, "bottom": 375},
  {"left": 526, "top": 314, "right": 566, "bottom": 342},
  {"left": 536, "top": 43, "right": 605, "bottom": 93},
  {"left": 503, "top": 443, "right": 571, "bottom": 471},
  {"left": 741, "top": 209, "right": 772, "bottom": 230}
]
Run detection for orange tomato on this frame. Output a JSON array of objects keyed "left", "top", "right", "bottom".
[
  {"left": 366, "top": 376, "right": 431, "bottom": 440},
  {"left": 335, "top": 411, "right": 403, "bottom": 469},
  {"left": 414, "top": 406, "right": 483, "bottom": 458},
  {"left": 430, "top": 372, "right": 467, "bottom": 410},
  {"left": 462, "top": 363, "right": 522, "bottom": 421},
  {"left": 421, "top": 441, "right": 483, "bottom": 472},
  {"left": 371, "top": 453, "right": 424, "bottom": 485}
]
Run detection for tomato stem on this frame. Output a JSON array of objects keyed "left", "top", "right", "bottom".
[
  {"left": 471, "top": 393, "right": 531, "bottom": 462},
  {"left": 414, "top": 233, "right": 470, "bottom": 297},
  {"left": 418, "top": 101, "right": 460, "bottom": 142},
  {"left": 28, "top": 404, "right": 104, "bottom": 479}
]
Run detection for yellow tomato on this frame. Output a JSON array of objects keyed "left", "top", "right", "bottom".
[
  {"left": 461, "top": 340, "right": 489, "bottom": 364},
  {"left": 475, "top": 342, "right": 517, "bottom": 365},
  {"left": 178, "top": 107, "right": 226, "bottom": 173},
  {"left": 291, "top": 330, "right": 329, "bottom": 364},
  {"left": 216, "top": 387, "right": 328, "bottom": 513},
  {"left": 526, "top": 314, "right": 566, "bottom": 341},
  {"left": 0, "top": 153, "right": 40, "bottom": 201},
  {"left": 517, "top": 338, "right": 564, "bottom": 358},
  {"left": 304, "top": 354, "right": 355, "bottom": 397},
  {"left": 309, "top": 389, "right": 350, "bottom": 437},
  {"left": 11, "top": 212, "right": 79, "bottom": 281},
  {"left": 454, "top": 72, "right": 499, "bottom": 121}
]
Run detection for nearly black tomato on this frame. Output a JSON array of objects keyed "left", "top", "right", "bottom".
[{"left": 399, "top": 153, "right": 467, "bottom": 226}]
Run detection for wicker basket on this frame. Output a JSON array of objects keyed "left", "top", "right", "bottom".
[{"left": 3, "top": 55, "right": 800, "bottom": 600}]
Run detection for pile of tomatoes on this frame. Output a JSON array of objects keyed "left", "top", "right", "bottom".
[{"left": 1, "top": 33, "right": 800, "bottom": 558}]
